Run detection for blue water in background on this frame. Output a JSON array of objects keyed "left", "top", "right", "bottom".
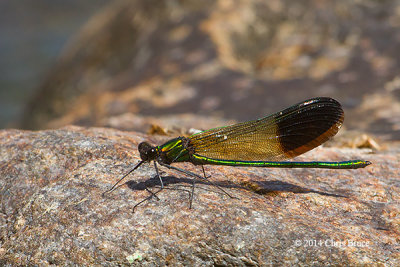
[{"left": 0, "top": 0, "right": 108, "bottom": 129}]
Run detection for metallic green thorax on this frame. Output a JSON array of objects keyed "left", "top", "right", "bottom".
[{"left": 158, "top": 137, "right": 191, "bottom": 164}]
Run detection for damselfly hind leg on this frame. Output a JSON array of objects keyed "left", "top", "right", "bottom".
[{"left": 201, "top": 165, "right": 211, "bottom": 179}]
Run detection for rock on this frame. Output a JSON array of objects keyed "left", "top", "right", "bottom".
[{"left": 1, "top": 126, "right": 398, "bottom": 265}]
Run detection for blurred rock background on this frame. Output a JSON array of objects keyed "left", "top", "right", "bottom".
[{"left": 2, "top": 0, "right": 400, "bottom": 141}]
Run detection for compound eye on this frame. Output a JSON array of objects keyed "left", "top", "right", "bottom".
[{"left": 138, "top": 142, "right": 157, "bottom": 161}]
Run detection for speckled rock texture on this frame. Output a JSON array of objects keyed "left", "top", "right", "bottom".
[
  {"left": 20, "top": 0, "right": 400, "bottom": 142},
  {"left": 0, "top": 126, "right": 398, "bottom": 265}
]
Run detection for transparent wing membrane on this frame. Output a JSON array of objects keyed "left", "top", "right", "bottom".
[{"left": 189, "top": 97, "right": 344, "bottom": 161}]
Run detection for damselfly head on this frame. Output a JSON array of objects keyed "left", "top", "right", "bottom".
[{"left": 138, "top": 142, "right": 158, "bottom": 161}]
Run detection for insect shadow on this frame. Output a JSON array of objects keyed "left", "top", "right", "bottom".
[
  {"left": 125, "top": 174, "right": 241, "bottom": 194},
  {"left": 249, "top": 180, "right": 347, "bottom": 198},
  {"left": 123, "top": 174, "right": 346, "bottom": 205}
]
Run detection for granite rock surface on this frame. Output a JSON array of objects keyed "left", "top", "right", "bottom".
[{"left": 0, "top": 126, "right": 398, "bottom": 265}]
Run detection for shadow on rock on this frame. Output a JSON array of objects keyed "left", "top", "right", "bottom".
[
  {"left": 125, "top": 175, "right": 345, "bottom": 199},
  {"left": 249, "top": 180, "right": 347, "bottom": 198}
]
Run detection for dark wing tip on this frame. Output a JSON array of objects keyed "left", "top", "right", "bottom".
[{"left": 277, "top": 97, "right": 344, "bottom": 158}]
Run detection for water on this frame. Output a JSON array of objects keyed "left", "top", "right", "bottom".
[{"left": 0, "top": 0, "right": 109, "bottom": 128}]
